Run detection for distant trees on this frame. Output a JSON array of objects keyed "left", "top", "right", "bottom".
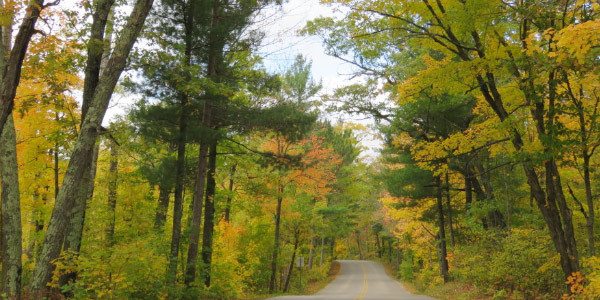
[{"left": 306, "top": 0, "right": 600, "bottom": 296}]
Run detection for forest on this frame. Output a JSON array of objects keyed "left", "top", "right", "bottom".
[{"left": 0, "top": 0, "right": 600, "bottom": 299}]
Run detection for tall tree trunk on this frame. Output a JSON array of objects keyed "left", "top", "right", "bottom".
[
  {"left": 166, "top": 0, "right": 195, "bottom": 283},
  {"left": 0, "top": 114, "right": 22, "bottom": 299},
  {"left": 184, "top": 144, "right": 208, "bottom": 286},
  {"left": 0, "top": 14, "right": 21, "bottom": 299},
  {"left": 26, "top": 189, "right": 46, "bottom": 260},
  {"left": 387, "top": 238, "right": 393, "bottom": 263},
  {"left": 269, "top": 183, "right": 284, "bottom": 293},
  {"left": 166, "top": 100, "right": 188, "bottom": 286},
  {"left": 154, "top": 186, "right": 170, "bottom": 230},
  {"left": 464, "top": 171, "right": 472, "bottom": 210},
  {"left": 106, "top": 141, "right": 118, "bottom": 246},
  {"left": 331, "top": 239, "right": 335, "bottom": 260},
  {"left": 356, "top": 231, "right": 363, "bottom": 260},
  {"left": 471, "top": 32, "right": 578, "bottom": 280},
  {"left": 154, "top": 143, "right": 175, "bottom": 230},
  {"left": 375, "top": 232, "right": 381, "bottom": 258},
  {"left": 445, "top": 173, "right": 455, "bottom": 247},
  {"left": 54, "top": 139, "right": 59, "bottom": 199},
  {"left": 30, "top": 0, "right": 154, "bottom": 294},
  {"left": 319, "top": 237, "right": 325, "bottom": 266},
  {"left": 59, "top": 143, "right": 99, "bottom": 289},
  {"left": 436, "top": 176, "right": 449, "bottom": 283},
  {"left": 283, "top": 229, "right": 300, "bottom": 293},
  {"left": 583, "top": 154, "right": 595, "bottom": 256},
  {"left": 58, "top": 0, "right": 114, "bottom": 290},
  {"left": 105, "top": 140, "right": 118, "bottom": 291},
  {"left": 308, "top": 235, "right": 315, "bottom": 270},
  {"left": 201, "top": 141, "right": 218, "bottom": 287},
  {"left": 0, "top": 0, "right": 45, "bottom": 135},
  {"left": 224, "top": 164, "right": 236, "bottom": 222},
  {"left": 475, "top": 162, "right": 505, "bottom": 228}
]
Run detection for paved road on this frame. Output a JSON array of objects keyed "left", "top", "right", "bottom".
[{"left": 271, "top": 260, "right": 436, "bottom": 300}]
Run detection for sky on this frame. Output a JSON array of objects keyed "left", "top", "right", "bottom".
[
  {"left": 255, "top": 0, "right": 384, "bottom": 161},
  {"left": 256, "top": 0, "right": 355, "bottom": 91}
]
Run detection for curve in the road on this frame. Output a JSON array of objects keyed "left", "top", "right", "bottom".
[{"left": 270, "top": 260, "right": 436, "bottom": 300}]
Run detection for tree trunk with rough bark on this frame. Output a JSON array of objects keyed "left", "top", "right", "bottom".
[
  {"left": 445, "top": 173, "right": 455, "bottom": 247},
  {"left": 184, "top": 144, "right": 208, "bottom": 286},
  {"left": 106, "top": 141, "right": 118, "bottom": 246},
  {"left": 166, "top": 100, "right": 187, "bottom": 287},
  {"left": 436, "top": 177, "right": 449, "bottom": 283},
  {"left": 464, "top": 171, "right": 472, "bottom": 210},
  {"left": 583, "top": 154, "right": 595, "bottom": 256},
  {"left": 224, "top": 164, "right": 236, "bottom": 222},
  {"left": 308, "top": 235, "right": 315, "bottom": 270},
  {"left": 1, "top": 114, "right": 22, "bottom": 300},
  {"left": 283, "top": 229, "right": 300, "bottom": 293},
  {"left": 375, "top": 232, "right": 381, "bottom": 258},
  {"left": 166, "top": 0, "right": 194, "bottom": 287},
  {"left": 319, "top": 237, "right": 324, "bottom": 266},
  {"left": 154, "top": 187, "right": 170, "bottom": 230},
  {"left": 59, "top": 143, "right": 99, "bottom": 290},
  {"left": 0, "top": 13, "right": 21, "bottom": 299},
  {"left": 356, "top": 232, "right": 363, "bottom": 260},
  {"left": 105, "top": 140, "right": 118, "bottom": 292},
  {"left": 58, "top": 0, "right": 114, "bottom": 289},
  {"left": 201, "top": 141, "right": 218, "bottom": 287},
  {"left": 0, "top": 0, "right": 45, "bottom": 136},
  {"left": 269, "top": 183, "right": 284, "bottom": 293},
  {"left": 30, "top": 0, "right": 154, "bottom": 294}
]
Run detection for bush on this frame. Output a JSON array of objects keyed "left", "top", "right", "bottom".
[
  {"left": 452, "top": 228, "right": 563, "bottom": 299},
  {"left": 399, "top": 250, "right": 415, "bottom": 281}
]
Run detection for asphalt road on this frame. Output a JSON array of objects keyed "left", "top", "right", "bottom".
[{"left": 270, "top": 260, "right": 436, "bottom": 300}]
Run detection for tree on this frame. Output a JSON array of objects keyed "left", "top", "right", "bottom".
[
  {"left": 306, "top": 0, "right": 600, "bottom": 283},
  {"left": 0, "top": 4, "right": 21, "bottom": 297},
  {"left": 0, "top": 0, "right": 47, "bottom": 136},
  {"left": 268, "top": 56, "right": 321, "bottom": 293},
  {"left": 30, "top": 0, "right": 154, "bottom": 294}
]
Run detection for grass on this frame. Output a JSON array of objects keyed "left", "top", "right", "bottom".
[
  {"left": 248, "top": 261, "right": 341, "bottom": 300},
  {"left": 304, "top": 260, "right": 340, "bottom": 295},
  {"left": 377, "top": 260, "right": 490, "bottom": 300},
  {"left": 419, "top": 282, "right": 490, "bottom": 300}
]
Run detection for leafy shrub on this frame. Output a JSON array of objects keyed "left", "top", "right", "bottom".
[
  {"left": 452, "top": 228, "right": 563, "bottom": 299},
  {"left": 398, "top": 250, "right": 415, "bottom": 281}
]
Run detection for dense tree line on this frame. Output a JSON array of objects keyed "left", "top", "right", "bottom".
[
  {"left": 0, "top": 0, "right": 379, "bottom": 299},
  {"left": 305, "top": 0, "right": 600, "bottom": 298}
]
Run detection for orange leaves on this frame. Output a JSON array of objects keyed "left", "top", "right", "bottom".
[{"left": 261, "top": 134, "right": 342, "bottom": 200}]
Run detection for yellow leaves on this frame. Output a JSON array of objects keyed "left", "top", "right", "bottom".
[
  {"left": 537, "top": 254, "right": 561, "bottom": 274},
  {"left": 555, "top": 20, "right": 600, "bottom": 66},
  {"left": 412, "top": 117, "right": 509, "bottom": 172},
  {"left": 379, "top": 193, "right": 435, "bottom": 251}
]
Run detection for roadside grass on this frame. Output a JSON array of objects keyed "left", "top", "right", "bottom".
[
  {"left": 378, "top": 260, "right": 490, "bottom": 300},
  {"left": 304, "top": 260, "right": 341, "bottom": 295},
  {"left": 417, "top": 282, "right": 490, "bottom": 300},
  {"left": 248, "top": 261, "right": 341, "bottom": 300}
]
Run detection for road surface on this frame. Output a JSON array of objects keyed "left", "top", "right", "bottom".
[{"left": 270, "top": 260, "right": 436, "bottom": 300}]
